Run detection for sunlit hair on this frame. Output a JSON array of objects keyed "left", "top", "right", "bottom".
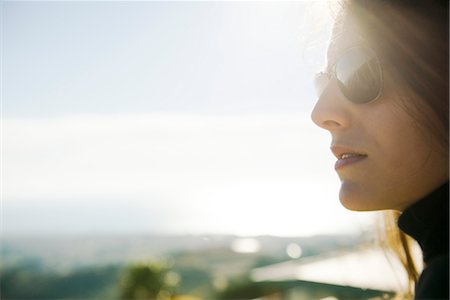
[
  {"left": 376, "top": 211, "right": 420, "bottom": 298},
  {"left": 334, "top": 0, "right": 449, "bottom": 298},
  {"left": 338, "top": 0, "right": 449, "bottom": 148}
]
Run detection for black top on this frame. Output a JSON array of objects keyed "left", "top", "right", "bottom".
[{"left": 398, "top": 182, "right": 449, "bottom": 300}]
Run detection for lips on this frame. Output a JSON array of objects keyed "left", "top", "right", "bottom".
[
  {"left": 340, "top": 153, "right": 366, "bottom": 159},
  {"left": 331, "top": 145, "right": 367, "bottom": 170}
]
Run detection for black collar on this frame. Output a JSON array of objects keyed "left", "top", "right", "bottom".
[{"left": 397, "top": 182, "right": 449, "bottom": 264}]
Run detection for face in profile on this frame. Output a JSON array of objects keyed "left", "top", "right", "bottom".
[{"left": 311, "top": 14, "right": 449, "bottom": 212}]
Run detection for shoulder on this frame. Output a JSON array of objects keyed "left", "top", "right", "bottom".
[{"left": 415, "top": 254, "right": 449, "bottom": 300}]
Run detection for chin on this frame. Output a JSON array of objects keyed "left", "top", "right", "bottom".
[{"left": 338, "top": 181, "right": 381, "bottom": 211}]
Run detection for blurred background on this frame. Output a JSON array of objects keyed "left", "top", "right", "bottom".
[{"left": 2, "top": 1, "right": 396, "bottom": 299}]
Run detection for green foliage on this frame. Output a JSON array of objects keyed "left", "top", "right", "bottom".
[
  {"left": 119, "top": 261, "right": 178, "bottom": 300},
  {"left": 1, "top": 264, "right": 121, "bottom": 299},
  {"left": 216, "top": 276, "right": 277, "bottom": 300},
  {"left": 171, "top": 266, "right": 214, "bottom": 298}
]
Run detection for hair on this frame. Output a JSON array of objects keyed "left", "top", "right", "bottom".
[
  {"left": 339, "top": 0, "right": 449, "bottom": 148},
  {"left": 377, "top": 211, "right": 420, "bottom": 298},
  {"left": 334, "top": 0, "right": 449, "bottom": 298}
]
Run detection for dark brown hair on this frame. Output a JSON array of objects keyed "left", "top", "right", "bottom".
[
  {"left": 341, "top": 0, "right": 449, "bottom": 149},
  {"left": 335, "top": 0, "right": 449, "bottom": 297}
]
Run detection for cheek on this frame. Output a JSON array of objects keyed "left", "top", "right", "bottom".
[
  {"left": 339, "top": 104, "right": 429, "bottom": 210},
  {"left": 374, "top": 111, "right": 429, "bottom": 177},
  {"left": 365, "top": 106, "right": 445, "bottom": 209}
]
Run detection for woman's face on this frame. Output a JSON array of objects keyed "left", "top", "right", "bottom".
[{"left": 311, "top": 15, "right": 449, "bottom": 211}]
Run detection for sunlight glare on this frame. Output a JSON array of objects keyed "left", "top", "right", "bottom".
[
  {"left": 286, "top": 243, "right": 303, "bottom": 259},
  {"left": 230, "top": 238, "right": 261, "bottom": 254}
]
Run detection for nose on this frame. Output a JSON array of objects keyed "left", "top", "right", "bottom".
[{"left": 310, "top": 80, "right": 350, "bottom": 131}]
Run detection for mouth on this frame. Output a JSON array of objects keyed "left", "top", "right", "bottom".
[
  {"left": 331, "top": 146, "right": 368, "bottom": 170},
  {"left": 340, "top": 153, "right": 367, "bottom": 159}
]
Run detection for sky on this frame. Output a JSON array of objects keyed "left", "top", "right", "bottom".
[{"left": 2, "top": 1, "right": 377, "bottom": 237}]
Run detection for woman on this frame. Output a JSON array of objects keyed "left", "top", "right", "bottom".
[{"left": 311, "top": 0, "right": 448, "bottom": 299}]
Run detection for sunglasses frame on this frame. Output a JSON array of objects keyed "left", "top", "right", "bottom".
[{"left": 315, "top": 45, "right": 384, "bottom": 105}]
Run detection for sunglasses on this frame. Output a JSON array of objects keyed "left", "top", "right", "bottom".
[{"left": 314, "top": 46, "right": 383, "bottom": 104}]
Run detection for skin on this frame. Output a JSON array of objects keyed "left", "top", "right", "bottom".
[{"left": 311, "top": 14, "right": 449, "bottom": 212}]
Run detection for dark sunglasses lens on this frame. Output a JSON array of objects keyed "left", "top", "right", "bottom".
[{"left": 335, "top": 48, "right": 382, "bottom": 104}]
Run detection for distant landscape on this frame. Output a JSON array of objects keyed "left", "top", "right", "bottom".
[{"left": 1, "top": 233, "right": 371, "bottom": 299}]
